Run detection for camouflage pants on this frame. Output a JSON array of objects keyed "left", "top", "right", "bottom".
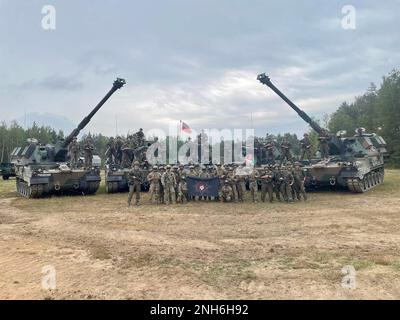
[
  {"left": 294, "top": 181, "right": 307, "bottom": 201},
  {"left": 230, "top": 183, "right": 238, "bottom": 203},
  {"left": 320, "top": 145, "right": 330, "bottom": 159},
  {"left": 236, "top": 181, "right": 246, "bottom": 202},
  {"left": 280, "top": 151, "right": 292, "bottom": 165},
  {"left": 177, "top": 184, "right": 188, "bottom": 203},
  {"left": 128, "top": 182, "right": 141, "bottom": 206},
  {"left": 300, "top": 148, "right": 312, "bottom": 161},
  {"left": 163, "top": 184, "right": 176, "bottom": 205},
  {"left": 149, "top": 182, "right": 160, "bottom": 204},
  {"left": 261, "top": 183, "right": 274, "bottom": 202},
  {"left": 249, "top": 181, "right": 258, "bottom": 202},
  {"left": 279, "top": 182, "right": 292, "bottom": 202},
  {"left": 70, "top": 152, "right": 79, "bottom": 168},
  {"left": 84, "top": 152, "right": 93, "bottom": 169}
]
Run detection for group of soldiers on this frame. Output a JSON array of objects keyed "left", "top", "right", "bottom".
[
  {"left": 105, "top": 129, "right": 146, "bottom": 168},
  {"left": 67, "top": 136, "right": 95, "bottom": 169},
  {"left": 263, "top": 132, "right": 330, "bottom": 165},
  {"left": 127, "top": 161, "right": 308, "bottom": 207}
]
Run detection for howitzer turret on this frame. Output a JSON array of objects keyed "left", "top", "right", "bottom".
[
  {"left": 10, "top": 77, "right": 126, "bottom": 198},
  {"left": 257, "top": 73, "right": 387, "bottom": 193}
]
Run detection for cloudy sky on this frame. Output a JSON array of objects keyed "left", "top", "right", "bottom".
[{"left": 0, "top": 0, "right": 399, "bottom": 137}]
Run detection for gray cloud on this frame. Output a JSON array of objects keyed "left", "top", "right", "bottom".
[{"left": 0, "top": 0, "right": 399, "bottom": 136}]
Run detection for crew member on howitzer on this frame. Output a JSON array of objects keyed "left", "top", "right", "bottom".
[
  {"left": 127, "top": 161, "right": 143, "bottom": 207},
  {"left": 265, "top": 138, "right": 276, "bottom": 164},
  {"left": 280, "top": 137, "right": 292, "bottom": 165},
  {"left": 68, "top": 136, "right": 80, "bottom": 169},
  {"left": 105, "top": 136, "right": 116, "bottom": 164},
  {"left": 300, "top": 133, "right": 312, "bottom": 161},
  {"left": 83, "top": 136, "right": 95, "bottom": 169},
  {"left": 318, "top": 130, "right": 331, "bottom": 159}
]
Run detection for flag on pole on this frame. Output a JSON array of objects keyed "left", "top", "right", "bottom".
[{"left": 180, "top": 120, "right": 192, "bottom": 134}]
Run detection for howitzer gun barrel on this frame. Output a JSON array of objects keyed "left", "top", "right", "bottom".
[
  {"left": 257, "top": 73, "right": 324, "bottom": 135},
  {"left": 62, "top": 78, "right": 126, "bottom": 148}
]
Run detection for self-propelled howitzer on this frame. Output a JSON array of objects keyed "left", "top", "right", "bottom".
[
  {"left": 257, "top": 73, "right": 387, "bottom": 193},
  {"left": 11, "top": 78, "right": 126, "bottom": 198}
]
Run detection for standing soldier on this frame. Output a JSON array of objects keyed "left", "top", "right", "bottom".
[
  {"left": 198, "top": 167, "right": 209, "bottom": 201},
  {"left": 127, "top": 161, "right": 142, "bottom": 207},
  {"left": 83, "top": 136, "right": 95, "bottom": 169},
  {"left": 318, "top": 132, "right": 330, "bottom": 159},
  {"left": 68, "top": 136, "right": 80, "bottom": 169},
  {"left": 260, "top": 165, "right": 275, "bottom": 203},
  {"left": 105, "top": 136, "right": 116, "bottom": 164},
  {"left": 115, "top": 136, "right": 124, "bottom": 166},
  {"left": 265, "top": 138, "right": 276, "bottom": 164},
  {"left": 235, "top": 165, "right": 247, "bottom": 202},
  {"left": 280, "top": 137, "right": 292, "bottom": 165},
  {"left": 279, "top": 166, "right": 294, "bottom": 202},
  {"left": 292, "top": 162, "right": 307, "bottom": 201},
  {"left": 227, "top": 167, "right": 238, "bottom": 203},
  {"left": 177, "top": 176, "right": 188, "bottom": 204},
  {"left": 300, "top": 133, "right": 312, "bottom": 161},
  {"left": 158, "top": 166, "right": 165, "bottom": 204},
  {"left": 136, "top": 128, "right": 145, "bottom": 147},
  {"left": 248, "top": 167, "right": 259, "bottom": 203},
  {"left": 147, "top": 166, "right": 161, "bottom": 204},
  {"left": 161, "top": 165, "right": 176, "bottom": 205}
]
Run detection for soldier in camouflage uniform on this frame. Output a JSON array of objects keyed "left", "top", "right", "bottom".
[
  {"left": 115, "top": 136, "right": 124, "bottom": 166},
  {"left": 260, "top": 165, "right": 274, "bottom": 202},
  {"left": 280, "top": 137, "right": 292, "bottom": 165},
  {"left": 220, "top": 180, "right": 233, "bottom": 202},
  {"left": 158, "top": 166, "right": 165, "bottom": 204},
  {"left": 300, "top": 133, "right": 312, "bottom": 161},
  {"left": 278, "top": 165, "right": 294, "bottom": 202},
  {"left": 127, "top": 161, "right": 143, "bottom": 207},
  {"left": 292, "top": 162, "right": 307, "bottom": 201},
  {"left": 105, "top": 136, "right": 116, "bottom": 164},
  {"left": 265, "top": 138, "right": 276, "bottom": 164},
  {"left": 248, "top": 167, "right": 259, "bottom": 203},
  {"left": 234, "top": 165, "right": 247, "bottom": 202},
  {"left": 161, "top": 165, "right": 176, "bottom": 205},
  {"left": 83, "top": 136, "right": 95, "bottom": 169},
  {"left": 177, "top": 176, "right": 188, "bottom": 204},
  {"left": 147, "top": 166, "right": 161, "bottom": 204},
  {"left": 121, "top": 140, "right": 132, "bottom": 168},
  {"left": 227, "top": 167, "right": 238, "bottom": 203},
  {"left": 68, "top": 136, "right": 80, "bottom": 169},
  {"left": 318, "top": 130, "right": 331, "bottom": 159}
]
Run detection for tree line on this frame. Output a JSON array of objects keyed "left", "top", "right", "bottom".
[{"left": 1, "top": 69, "right": 399, "bottom": 167}]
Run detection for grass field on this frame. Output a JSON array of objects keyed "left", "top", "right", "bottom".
[{"left": 0, "top": 170, "right": 399, "bottom": 299}]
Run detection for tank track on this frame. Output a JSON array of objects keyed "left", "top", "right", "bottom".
[
  {"left": 346, "top": 168, "right": 385, "bottom": 193},
  {"left": 16, "top": 179, "right": 44, "bottom": 198},
  {"left": 106, "top": 182, "right": 120, "bottom": 193},
  {"left": 84, "top": 181, "right": 100, "bottom": 195}
]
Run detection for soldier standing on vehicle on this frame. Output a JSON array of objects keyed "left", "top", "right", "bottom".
[
  {"left": 68, "top": 136, "right": 80, "bottom": 169},
  {"left": 248, "top": 167, "right": 259, "bottom": 203},
  {"left": 105, "top": 136, "right": 116, "bottom": 164},
  {"left": 161, "top": 165, "right": 177, "bottom": 205},
  {"left": 127, "top": 161, "right": 143, "bottom": 207},
  {"left": 265, "top": 138, "right": 276, "bottom": 164},
  {"left": 292, "top": 162, "right": 307, "bottom": 201},
  {"left": 300, "top": 133, "right": 312, "bottom": 161},
  {"left": 147, "top": 166, "right": 161, "bottom": 204},
  {"left": 280, "top": 137, "right": 292, "bottom": 165},
  {"left": 115, "top": 136, "right": 124, "bottom": 165},
  {"left": 83, "top": 136, "right": 95, "bottom": 169},
  {"left": 318, "top": 131, "right": 331, "bottom": 159}
]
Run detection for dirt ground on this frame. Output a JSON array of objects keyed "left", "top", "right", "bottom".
[{"left": 0, "top": 170, "right": 399, "bottom": 300}]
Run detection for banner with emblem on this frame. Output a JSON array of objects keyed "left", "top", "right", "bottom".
[{"left": 186, "top": 176, "right": 220, "bottom": 198}]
